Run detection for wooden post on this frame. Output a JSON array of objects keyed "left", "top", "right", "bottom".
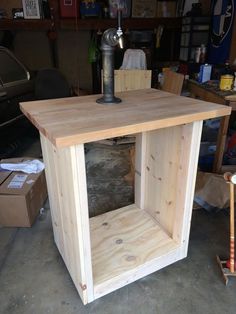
[{"left": 229, "top": 182, "right": 235, "bottom": 273}]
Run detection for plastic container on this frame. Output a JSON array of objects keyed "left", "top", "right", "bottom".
[
  {"left": 198, "top": 64, "right": 212, "bottom": 83},
  {"left": 219, "top": 75, "right": 234, "bottom": 91},
  {"left": 80, "top": 2, "right": 101, "bottom": 18}
]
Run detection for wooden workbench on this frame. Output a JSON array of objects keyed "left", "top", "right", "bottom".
[
  {"left": 188, "top": 79, "right": 236, "bottom": 173},
  {"left": 20, "top": 88, "right": 230, "bottom": 304}
]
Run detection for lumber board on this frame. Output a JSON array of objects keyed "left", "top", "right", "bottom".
[
  {"left": 173, "top": 121, "right": 203, "bottom": 248},
  {"left": 102, "top": 70, "right": 151, "bottom": 93},
  {"left": 114, "top": 70, "right": 152, "bottom": 92},
  {"left": 40, "top": 135, "right": 65, "bottom": 256},
  {"left": 134, "top": 132, "right": 147, "bottom": 210},
  {"left": 40, "top": 134, "right": 93, "bottom": 304},
  {"left": 20, "top": 88, "right": 231, "bottom": 148},
  {"left": 144, "top": 126, "right": 182, "bottom": 235},
  {"left": 90, "top": 204, "right": 179, "bottom": 299},
  {"left": 162, "top": 71, "right": 184, "bottom": 95},
  {"left": 140, "top": 122, "right": 202, "bottom": 241}
]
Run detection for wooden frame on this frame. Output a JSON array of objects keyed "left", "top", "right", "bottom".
[
  {"left": 39, "top": 121, "right": 202, "bottom": 302},
  {"left": 20, "top": 88, "right": 231, "bottom": 304}
]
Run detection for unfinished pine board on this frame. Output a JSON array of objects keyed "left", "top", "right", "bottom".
[
  {"left": 144, "top": 126, "right": 182, "bottom": 235},
  {"left": 173, "top": 122, "right": 203, "bottom": 249},
  {"left": 138, "top": 122, "right": 202, "bottom": 241},
  {"left": 114, "top": 70, "right": 152, "bottom": 92},
  {"left": 20, "top": 88, "right": 231, "bottom": 305},
  {"left": 90, "top": 204, "right": 179, "bottom": 299},
  {"left": 20, "top": 88, "right": 231, "bottom": 148},
  {"left": 40, "top": 134, "right": 93, "bottom": 304}
]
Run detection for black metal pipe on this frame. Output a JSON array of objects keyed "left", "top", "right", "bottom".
[
  {"left": 96, "top": 22, "right": 123, "bottom": 104},
  {"left": 102, "top": 44, "right": 116, "bottom": 103}
]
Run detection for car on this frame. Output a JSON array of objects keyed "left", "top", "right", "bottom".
[{"left": 0, "top": 46, "right": 36, "bottom": 158}]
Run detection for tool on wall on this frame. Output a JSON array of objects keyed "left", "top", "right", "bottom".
[
  {"left": 96, "top": 9, "right": 123, "bottom": 104},
  {"left": 217, "top": 172, "right": 236, "bottom": 284}
]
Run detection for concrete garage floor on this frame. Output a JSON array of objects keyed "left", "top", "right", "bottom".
[{"left": 1, "top": 139, "right": 236, "bottom": 314}]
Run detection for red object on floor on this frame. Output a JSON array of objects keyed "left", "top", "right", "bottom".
[
  {"left": 227, "top": 132, "right": 236, "bottom": 151},
  {"left": 226, "top": 259, "right": 236, "bottom": 270},
  {"left": 60, "top": 0, "right": 78, "bottom": 18}
]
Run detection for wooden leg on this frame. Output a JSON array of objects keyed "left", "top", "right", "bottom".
[
  {"left": 40, "top": 134, "right": 94, "bottom": 304},
  {"left": 212, "top": 115, "right": 230, "bottom": 173}
]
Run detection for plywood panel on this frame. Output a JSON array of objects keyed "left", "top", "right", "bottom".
[
  {"left": 40, "top": 134, "right": 93, "bottom": 304},
  {"left": 90, "top": 204, "right": 179, "bottom": 299},
  {"left": 20, "top": 88, "right": 231, "bottom": 147}
]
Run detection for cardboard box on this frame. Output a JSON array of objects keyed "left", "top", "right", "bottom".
[{"left": 0, "top": 158, "right": 47, "bottom": 227}]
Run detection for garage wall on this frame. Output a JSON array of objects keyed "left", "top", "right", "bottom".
[
  {"left": 57, "top": 30, "right": 92, "bottom": 91},
  {"left": 0, "top": 30, "right": 92, "bottom": 91}
]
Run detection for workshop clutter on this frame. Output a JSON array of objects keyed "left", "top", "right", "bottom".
[
  {"left": 59, "top": 0, "right": 177, "bottom": 19},
  {"left": 60, "top": 0, "right": 129, "bottom": 18},
  {"left": 197, "top": 119, "right": 236, "bottom": 172},
  {"left": 225, "top": 131, "right": 236, "bottom": 165},
  {"left": 194, "top": 171, "right": 235, "bottom": 212},
  {"left": 179, "top": 61, "right": 236, "bottom": 91},
  {"left": 59, "top": 0, "right": 100, "bottom": 18},
  {"left": 198, "top": 119, "right": 219, "bottom": 172}
]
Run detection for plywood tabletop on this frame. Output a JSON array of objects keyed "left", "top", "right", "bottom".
[{"left": 20, "top": 88, "right": 231, "bottom": 147}]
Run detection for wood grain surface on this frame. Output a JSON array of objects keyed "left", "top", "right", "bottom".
[
  {"left": 90, "top": 204, "right": 179, "bottom": 298},
  {"left": 20, "top": 88, "right": 231, "bottom": 147}
]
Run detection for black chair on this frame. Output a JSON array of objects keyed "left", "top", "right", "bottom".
[{"left": 35, "top": 68, "right": 71, "bottom": 100}]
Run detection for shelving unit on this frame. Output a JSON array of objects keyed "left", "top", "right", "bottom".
[
  {"left": 20, "top": 88, "right": 231, "bottom": 304},
  {"left": 179, "top": 16, "right": 211, "bottom": 62},
  {"left": 0, "top": 17, "right": 181, "bottom": 31},
  {"left": 0, "top": 1, "right": 181, "bottom": 66},
  {"left": 0, "top": 19, "right": 52, "bottom": 31},
  {"left": 59, "top": 17, "right": 181, "bottom": 30},
  {"left": 0, "top": 0, "right": 181, "bottom": 31}
]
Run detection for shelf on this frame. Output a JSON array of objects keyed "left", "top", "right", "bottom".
[
  {"left": 90, "top": 204, "right": 179, "bottom": 299},
  {"left": 0, "top": 19, "right": 52, "bottom": 31},
  {"left": 0, "top": 17, "right": 181, "bottom": 32},
  {"left": 60, "top": 17, "right": 182, "bottom": 30}
]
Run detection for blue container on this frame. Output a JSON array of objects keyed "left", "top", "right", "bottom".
[
  {"left": 198, "top": 64, "right": 212, "bottom": 83},
  {"left": 198, "top": 155, "right": 214, "bottom": 172},
  {"left": 80, "top": 2, "right": 101, "bottom": 18}
]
